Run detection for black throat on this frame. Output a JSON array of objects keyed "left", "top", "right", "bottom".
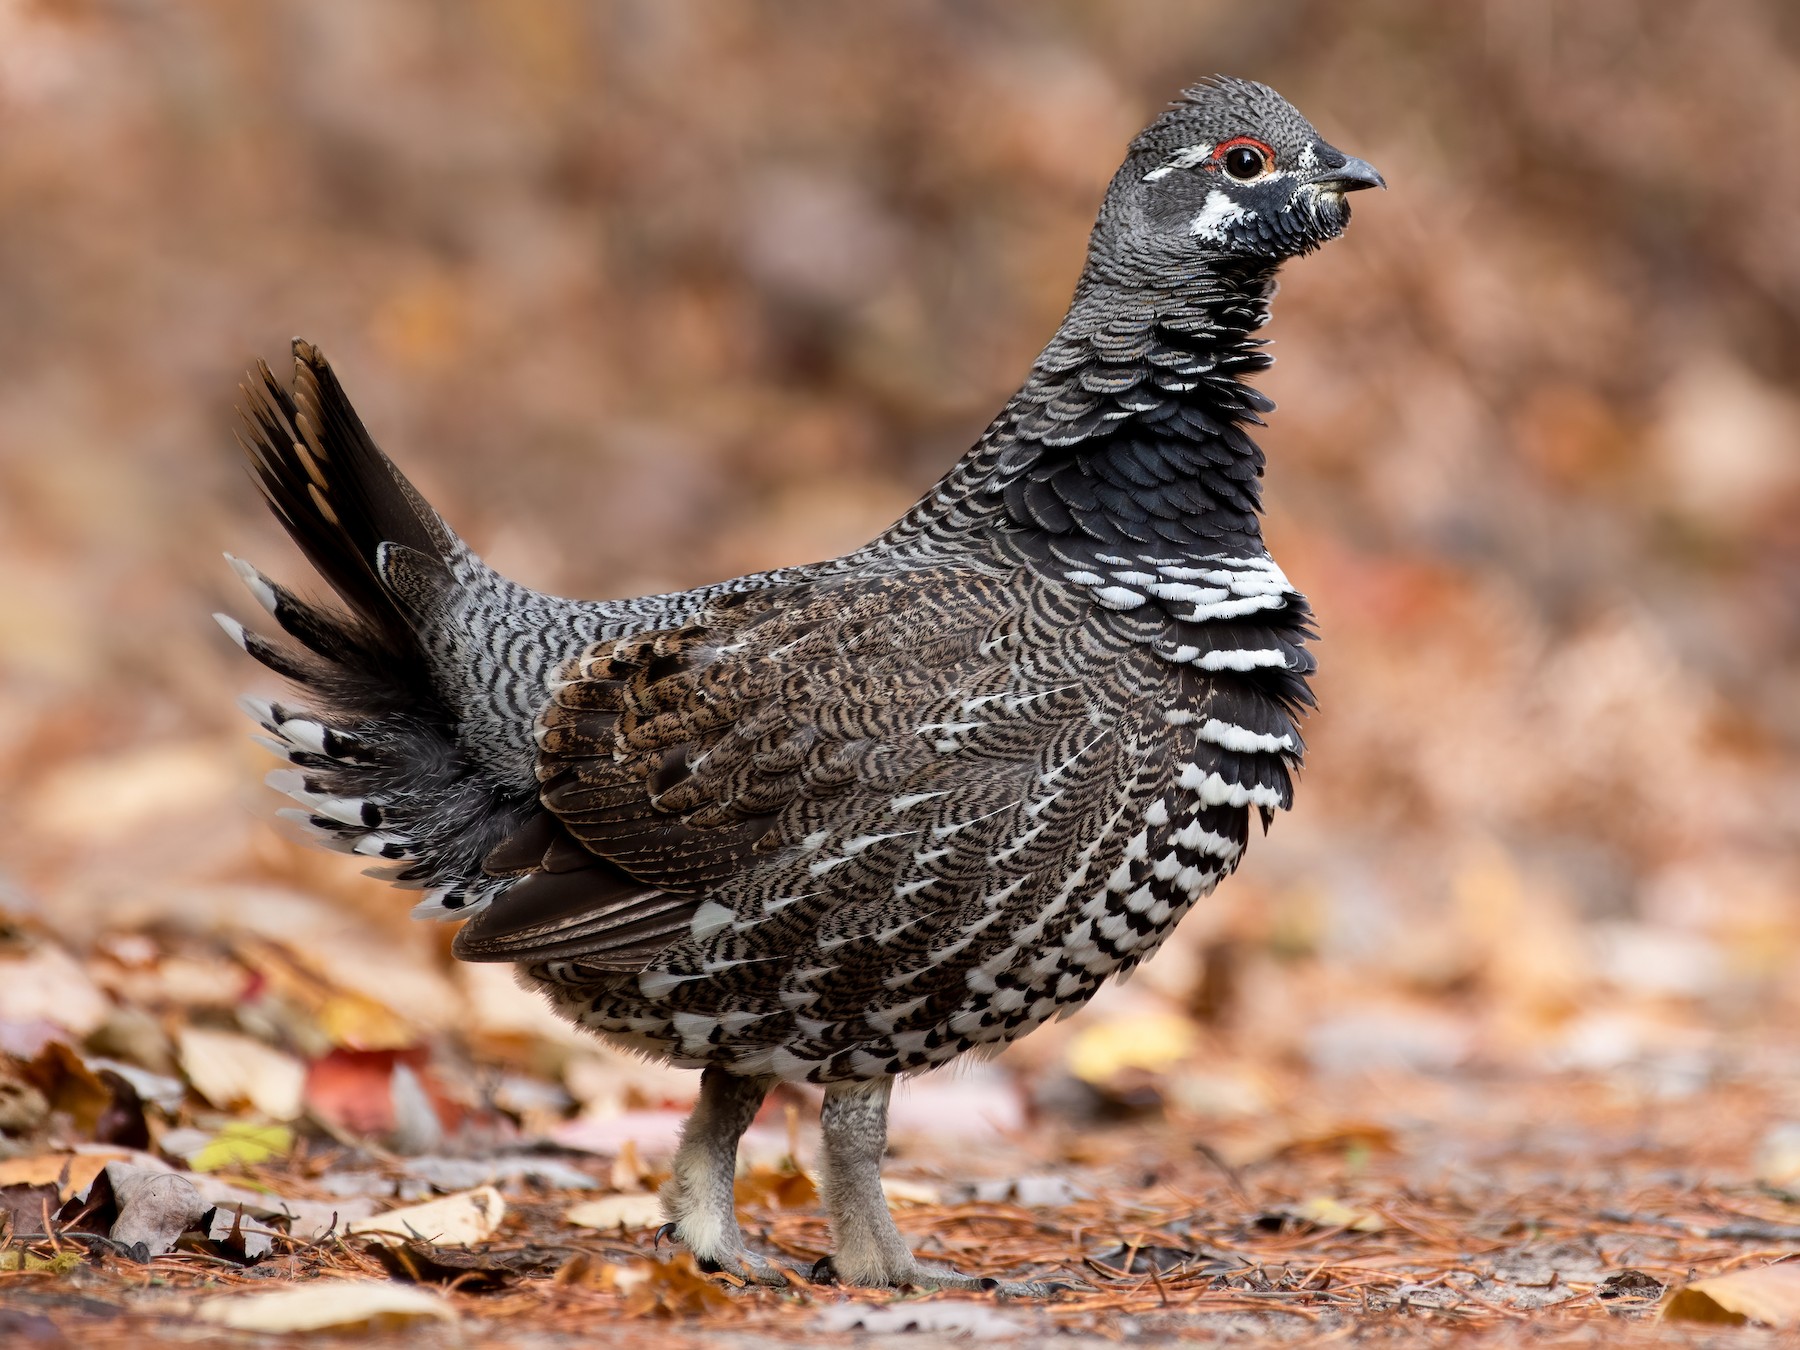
[
  {"left": 977, "top": 263, "right": 1282, "bottom": 570},
  {"left": 872, "top": 257, "right": 1316, "bottom": 724}
]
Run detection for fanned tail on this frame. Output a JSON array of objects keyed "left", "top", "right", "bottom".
[{"left": 219, "top": 339, "right": 532, "bottom": 916}]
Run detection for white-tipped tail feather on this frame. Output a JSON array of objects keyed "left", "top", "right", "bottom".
[{"left": 224, "top": 553, "right": 280, "bottom": 617}]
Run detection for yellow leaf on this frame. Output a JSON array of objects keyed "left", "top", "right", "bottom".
[
  {"left": 315, "top": 994, "right": 416, "bottom": 1052},
  {"left": 346, "top": 1186, "right": 505, "bottom": 1248},
  {"left": 188, "top": 1122, "right": 294, "bottom": 1173},
  {"left": 1294, "top": 1196, "right": 1386, "bottom": 1233},
  {"left": 195, "top": 1281, "right": 455, "bottom": 1332},
  {"left": 564, "top": 1192, "right": 666, "bottom": 1232},
  {"left": 1067, "top": 1012, "right": 1196, "bottom": 1084},
  {"left": 1663, "top": 1263, "right": 1800, "bottom": 1327}
]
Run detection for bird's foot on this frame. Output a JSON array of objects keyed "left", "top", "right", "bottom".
[
  {"left": 655, "top": 1221, "right": 790, "bottom": 1287},
  {"left": 809, "top": 1253, "right": 1074, "bottom": 1298},
  {"left": 698, "top": 1247, "right": 791, "bottom": 1288}
]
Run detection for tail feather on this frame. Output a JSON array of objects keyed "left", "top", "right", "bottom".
[
  {"left": 238, "top": 339, "right": 453, "bottom": 656},
  {"left": 214, "top": 611, "right": 310, "bottom": 682},
  {"left": 222, "top": 553, "right": 387, "bottom": 671},
  {"left": 224, "top": 340, "right": 537, "bottom": 921}
]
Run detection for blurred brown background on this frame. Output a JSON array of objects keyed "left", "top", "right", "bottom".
[{"left": 2, "top": 0, "right": 1797, "bottom": 1095}]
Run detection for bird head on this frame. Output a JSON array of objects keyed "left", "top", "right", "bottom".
[{"left": 1094, "top": 76, "right": 1383, "bottom": 279}]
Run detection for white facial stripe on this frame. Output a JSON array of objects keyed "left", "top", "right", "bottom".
[
  {"left": 1142, "top": 142, "right": 1214, "bottom": 182},
  {"left": 1189, "top": 189, "right": 1253, "bottom": 241}
]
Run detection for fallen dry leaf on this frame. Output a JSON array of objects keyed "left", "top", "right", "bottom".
[
  {"left": 233, "top": 936, "right": 418, "bottom": 1052},
  {"left": 346, "top": 1186, "right": 505, "bottom": 1247},
  {"left": 19, "top": 1042, "right": 115, "bottom": 1137},
  {"left": 194, "top": 1280, "right": 456, "bottom": 1332},
  {"left": 401, "top": 1154, "right": 600, "bottom": 1192},
  {"left": 0, "top": 944, "right": 111, "bottom": 1039},
  {"left": 0, "top": 1181, "right": 62, "bottom": 1239},
  {"left": 1662, "top": 1261, "right": 1800, "bottom": 1327},
  {"left": 564, "top": 1191, "right": 666, "bottom": 1233},
  {"left": 0, "top": 1152, "right": 119, "bottom": 1199},
  {"left": 304, "top": 1048, "right": 422, "bottom": 1138},
  {"left": 734, "top": 1165, "right": 817, "bottom": 1211},
  {"left": 610, "top": 1137, "right": 654, "bottom": 1191},
  {"left": 177, "top": 1027, "right": 306, "bottom": 1121},
  {"left": 106, "top": 1163, "right": 207, "bottom": 1257},
  {"left": 187, "top": 1121, "right": 294, "bottom": 1173},
  {"left": 370, "top": 1240, "right": 566, "bottom": 1289},
  {"left": 1222, "top": 1120, "right": 1401, "bottom": 1169},
  {"left": 1066, "top": 1011, "right": 1197, "bottom": 1084},
  {"left": 604, "top": 1252, "right": 734, "bottom": 1317}
]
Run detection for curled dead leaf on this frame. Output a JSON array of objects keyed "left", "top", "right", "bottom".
[
  {"left": 346, "top": 1186, "right": 505, "bottom": 1248},
  {"left": 1662, "top": 1262, "right": 1800, "bottom": 1327},
  {"left": 564, "top": 1191, "right": 666, "bottom": 1233},
  {"left": 106, "top": 1163, "right": 208, "bottom": 1257}
]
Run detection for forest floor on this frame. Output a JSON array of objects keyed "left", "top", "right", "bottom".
[
  {"left": 4, "top": 899, "right": 1798, "bottom": 1347},
  {"left": 5, "top": 3, "right": 1800, "bottom": 1342}
]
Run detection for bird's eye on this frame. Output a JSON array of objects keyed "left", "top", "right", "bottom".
[{"left": 1223, "top": 145, "right": 1267, "bottom": 180}]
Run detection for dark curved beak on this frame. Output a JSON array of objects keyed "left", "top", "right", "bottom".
[{"left": 1314, "top": 155, "right": 1386, "bottom": 192}]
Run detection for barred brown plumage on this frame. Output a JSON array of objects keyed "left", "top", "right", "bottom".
[{"left": 220, "top": 76, "right": 1381, "bottom": 1293}]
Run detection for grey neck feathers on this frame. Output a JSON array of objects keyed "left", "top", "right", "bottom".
[{"left": 898, "top": 263, "right": 1285, "bottom": 571}]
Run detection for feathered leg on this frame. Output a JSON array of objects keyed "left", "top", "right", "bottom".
[
  {"left": 660, "top": 1069, "right": 787, "bottom": 1286},
  {"left": 815, "top": 1077, "right": 1063, "bottom": 1295}
]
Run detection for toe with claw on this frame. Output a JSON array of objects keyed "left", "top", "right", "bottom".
[
  {"left": 811, "top": 1253, "right": 1072, "bottom": 1297},
  {"left": 693, "top": 1245, "right": 791, "bottom": 1288}
]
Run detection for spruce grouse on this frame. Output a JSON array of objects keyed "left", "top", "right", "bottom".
[{"left": 221, "top": 77, "right": 1381, "bottom": 1292}]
